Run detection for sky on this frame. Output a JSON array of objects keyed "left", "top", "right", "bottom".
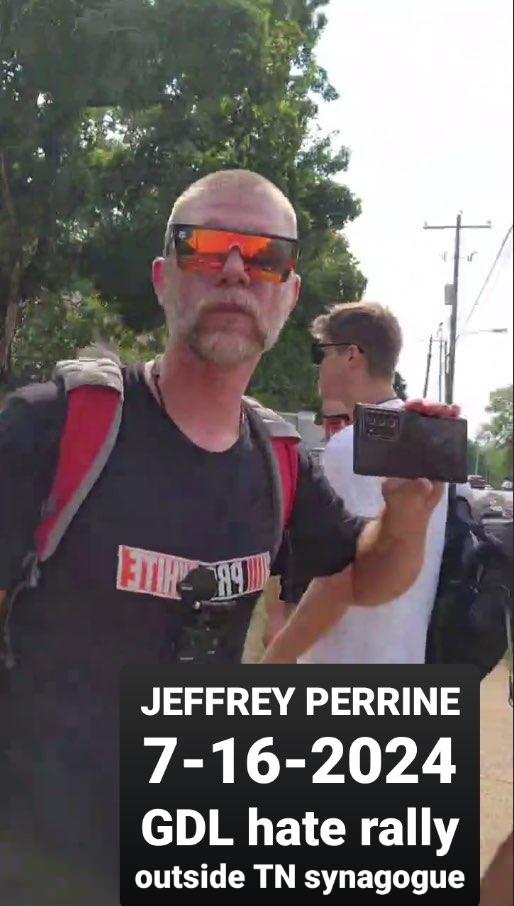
[{"left": 316, "top": 0, "right": 513, "bottom": 435}]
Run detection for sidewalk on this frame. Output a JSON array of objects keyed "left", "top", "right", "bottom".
[{"left": 480, "top": 663, "right": 513, "bottom": 874}]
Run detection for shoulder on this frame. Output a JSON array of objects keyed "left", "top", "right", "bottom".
[
  {"left": 244, "top": 396, "right": 300, "bottom": 440},
  {"left": 0, "top": 380, "right": 66, "bottom": 456}
]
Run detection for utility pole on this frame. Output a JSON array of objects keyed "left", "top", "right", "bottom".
[
  {"left": 423, "top": 213, "right": 491, "bottom": 403},
  {"left": 423, "top": 334, "right": 433, "bottom": 397},
  {"left": 436, "top": 322, "right": 444, "bottom": 402}
]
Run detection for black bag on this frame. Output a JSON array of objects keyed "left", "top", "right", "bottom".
[{"left": 426, "top": 488, "right": 513, "bottom": 701}]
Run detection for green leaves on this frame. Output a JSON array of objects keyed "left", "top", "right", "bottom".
[
  {"left": 484, "top": 385, "right": 513, "bottom": 450},
  {"left": 3, "top": 0, "right": 367, "bottom": 407}
]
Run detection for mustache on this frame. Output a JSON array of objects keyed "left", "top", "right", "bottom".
[{"left": 197, "top": 296, "right": 261, "bottom": 322}]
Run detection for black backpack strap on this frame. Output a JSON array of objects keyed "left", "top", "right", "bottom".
[{"left": 242, "top": 400, "right": 299, "bottom": 564}]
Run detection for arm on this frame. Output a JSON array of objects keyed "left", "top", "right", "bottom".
[
  {"left": 260, "top": 570, "right": 353, "bottom": 663},
  {"left": 261, "top": 493, "right": 434, "bottom": 663},
  {"left": 262, "top": 578, "right": 290, "bottom": 646},
  {"left": 261, "top": 401, "right": 456, "bottom": 664},
  {"left": 351, "top": 478, "right": 439, "bottom": 605}
]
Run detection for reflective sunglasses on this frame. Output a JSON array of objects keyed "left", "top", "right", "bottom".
[
  {"left": 168, "top": 224, "right": 299, "bottom": 284},
  {"left": 311, "top": 340, "right": 364, "bottom": 365}
]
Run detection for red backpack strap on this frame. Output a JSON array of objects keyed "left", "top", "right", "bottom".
[
  {"left": 243, "top": 396, "right": 300, "bottom": 544},
  {"left": 35, "top": 358, "right": 124, "bottom": 562},
  {"left": 270, "top": 437, "right": 300, "bottom": 528}
]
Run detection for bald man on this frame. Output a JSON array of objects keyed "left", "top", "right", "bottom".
[{"left": 1, "top": 169, "right": 456, "bottom": 901}]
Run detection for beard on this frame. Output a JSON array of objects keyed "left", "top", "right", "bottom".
[{"left": 170, "top": 293, "right": 289, "bottom": 366}]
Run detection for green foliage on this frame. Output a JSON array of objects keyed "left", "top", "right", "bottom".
[
  {"left": 473, "top": 385, "right": 513, "bottom": 486},
  {"left": 483, "top": 385, "right": 513, "bottom": 450},
  {"left": 10, "top": 280, "right": 165, "bottom": 386},
  {"left": 250, "top": 318, "right": 319, "bottom": 411},
  {"left": 2, "top": 0, "right": 367, "bottom": 410}
]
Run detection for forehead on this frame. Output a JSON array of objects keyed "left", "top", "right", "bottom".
[{"left": 176, "top": 186, "right": 297, "bottom": 238}]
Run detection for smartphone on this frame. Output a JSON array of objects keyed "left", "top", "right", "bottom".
[{"left": 353, "top": 404, "right": 468, "bottom": 483}]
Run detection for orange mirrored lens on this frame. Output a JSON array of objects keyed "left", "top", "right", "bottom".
[
  {"left": 172, "top": 225, "right": 298, "bottom": 283},
  {"left": 186, "top": 229, "right": 273, "bottom": 257}
]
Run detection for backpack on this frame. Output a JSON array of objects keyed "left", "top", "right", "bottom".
[
  {"left": 1, "top": 356, "right": 300, "bottom": 668},
  {"left": 426, "top": 488, "right": 513, "bottom": 702}
]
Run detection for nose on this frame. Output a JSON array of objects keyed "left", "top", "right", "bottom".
[{"left": 216, "top": 247, "right": 251, "bottom": 287}]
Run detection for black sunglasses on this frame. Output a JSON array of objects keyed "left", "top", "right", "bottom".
[
  {"left": 311, "top": 340, "right": 364, "bottom": 366},
  {"left": 164, "top": 224, "right": 300, "bottom": 284}
]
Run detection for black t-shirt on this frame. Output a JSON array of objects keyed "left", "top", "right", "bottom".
[{"left": 0, "top": 365, "right": 363, "bottom": 898}]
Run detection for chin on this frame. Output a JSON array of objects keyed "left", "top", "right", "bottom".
[{"left": 190, "top": 331, "right": 263, "bottom": 366}]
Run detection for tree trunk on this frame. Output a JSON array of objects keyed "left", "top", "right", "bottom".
[
  {"left": 0, "top": 146, "right": 22, "bottom": 384},
  {"left": 0, "top": 260, "right": 21, "bottom": 384}
]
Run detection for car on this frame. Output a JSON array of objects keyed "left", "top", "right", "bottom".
[
  {"left": 468, "top": 474, "right": 487, "bottom": 490},
  {"left": 501, "top": 479, "right": 513, "bottom": 491}
]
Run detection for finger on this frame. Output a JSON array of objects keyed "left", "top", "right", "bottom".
[
  {"left": 382, "top": 477, "right": 407, "bottom": 496},
  {"left": 405, "top": 399, "right": 445, "bottom": 417},
  {"left": 415, "top": 477, "right": 434, "bottom": 496},
  {"left": 427, "top": 481, "right": 445, "bottom": 509},
  {"left": 428, "top": 403, "right": 460, "bottom": 418},
  {"left": 405, "top": 399, "right": 461, "bottom": 419},
  {"left": 383, "top": 477, "right": 433, "bottom": 499},
  {"left": 404, "top": 398, "right": 426, "bottom": 413}
]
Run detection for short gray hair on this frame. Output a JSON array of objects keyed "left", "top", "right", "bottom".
[{"left": 164, "top": 169, "right": 297, "bottom": 254}]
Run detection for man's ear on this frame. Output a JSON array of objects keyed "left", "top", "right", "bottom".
[
  {"left": 152, "top": 257, "right": 166, "bottom": 306},
  {"left": 348, "top": 344, "right": 363, "bottom": 366},
  {"left": 289, "top": 274, "right": 301, "bottom": 313}
]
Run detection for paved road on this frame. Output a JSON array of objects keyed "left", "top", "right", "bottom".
[{"left": 480, "top": 663, "right": 513, "bottom": 875}]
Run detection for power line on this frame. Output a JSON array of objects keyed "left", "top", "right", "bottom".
[
  {"left": 457, "top": 224, "right": 513, "bottom": 338},
  {"left": 423, "top": 213, "right": 491, "bottom": 403}
]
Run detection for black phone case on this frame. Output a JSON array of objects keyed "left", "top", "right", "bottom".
[{"left": 353, "top": 404, "right": 468, "bottom": 483}]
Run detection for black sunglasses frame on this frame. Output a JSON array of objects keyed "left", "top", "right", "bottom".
[
  {"left": 165, "top": 223, "right": 300, "bottom": 262},
  {"left": 311, "top": 340, "right": 364, "bottom": 365}
]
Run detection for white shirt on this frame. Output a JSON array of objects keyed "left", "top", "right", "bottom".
[{"left": 299, "top": 399, "right": 448, "bottom": 664}]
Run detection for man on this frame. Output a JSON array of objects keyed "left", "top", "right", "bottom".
[
  {"left": 262, "top": 301, "right": 449, "bottom": 665},
  {"left": 1, "top": 170, "right": 454, "bottom": 902}
]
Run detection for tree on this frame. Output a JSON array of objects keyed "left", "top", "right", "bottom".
[
  {"left": 0, "top": 0, "right": 164, "bottom": 381},
  {"left": 10, "top": 278, "right": 166, "bottom": 386},
  {"left": 474, "top": 385, "right": 513, "bottom": 486},
  {"left": 76, "top": 0, "right": 366, "bottom": 408},
  {"left": 3, "top": 0, "right": 366, "bottom": 411},
  {"left": 77, "top": 1, "right": 365, "bottom": 326},
  {"left": 484, "top": 385, "right": 513, "bottom": 451}
]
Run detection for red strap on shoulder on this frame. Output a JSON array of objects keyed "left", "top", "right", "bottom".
[
  {"left": 36, "top": 386, "right": 121, "bottom": 561},
  {"left": 270, "top": 437, "right": 300, "bottom": 528}
]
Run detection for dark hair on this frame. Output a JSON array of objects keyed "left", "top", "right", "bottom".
[{"left": 311, "top": 302, "right": 402, "bottom": 379}]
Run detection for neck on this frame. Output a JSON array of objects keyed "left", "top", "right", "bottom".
[
  {"left": 148, "top": 341, "right": 258, "bottom": 452},
  {"left": 343, "top": 377, "right": 396, "bottom": 413}
]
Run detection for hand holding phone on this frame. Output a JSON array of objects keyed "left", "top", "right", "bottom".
[{"left": 353, "top": 403, "right": 468, "bottom": 484}]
